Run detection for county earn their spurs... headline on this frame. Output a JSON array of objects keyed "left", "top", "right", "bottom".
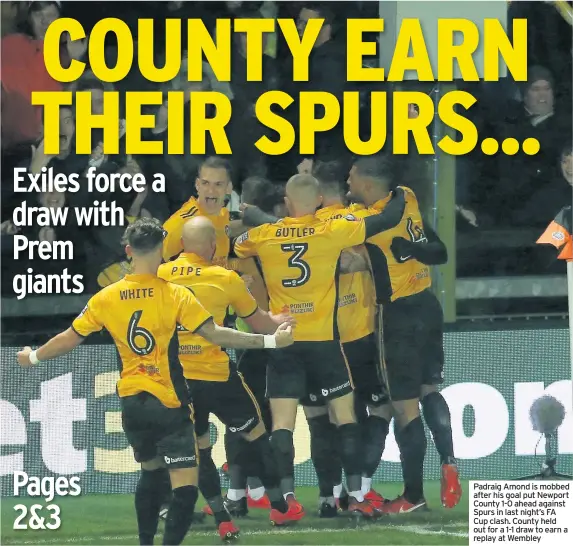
[
  {"left": 158, "top": 216, "right": 303, "bottom": 530},
  {"left": 234, "top": 173, "right": 407, "bottom": 519},
  {"left": 16, "top": 218, "right": 294, "bottom": 546}
]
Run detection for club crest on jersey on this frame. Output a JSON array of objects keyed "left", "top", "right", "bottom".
[
  {"left": 552, "top": 231, "right": 565, "bottom": 241},
  {"left": 344, "top": 214, "right": 357, "bottom": 221}
]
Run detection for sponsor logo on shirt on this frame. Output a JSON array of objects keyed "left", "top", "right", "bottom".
[
  {"left": 137, "top": 364, "right": 160, "bottom": 376},
  {"left": 338, "top": 293, "right": 358, "bottom": 307},
  {"left": 179, "top": 345, "right": 202, "bottom": 355},
  {"left": 289, "top": 302, "right": 314, "bottom": 314}
]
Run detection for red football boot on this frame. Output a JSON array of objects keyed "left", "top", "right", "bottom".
[
  {"left": 441, "top": 463, "right": 462, "bottom": 508},
  {"left": 381, "top": 495, "right": 427, "bottom": 514},
  {"left": 218, "top": 521, "right": 240, "bottom": 542},
  {"left": 364, "top": 488, "right": 386, "bottom": 510},
  {"left": 202, "top": 504, "right": 213, "bottom": 516},
  {"left": 348, "top": 497, "right": 381, "bottom": 518},
  {"left": 270, "top": 496, "right": 305, "bottom": 526},
  {"left": 247, "top": 493, "right": 271, "bottom": 509}
]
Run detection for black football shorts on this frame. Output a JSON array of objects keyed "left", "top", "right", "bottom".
[
  {"left": 380, "top": 289, "right": 444, "bottom": 401},
  {"left": 236, "top": 349, "right": 272, "bottom": 432},
  {"left": 302, "top": 334, "right": 389, "bottom": 407},
  {"left": 187, "top": 371, "right": 262, "bottom": 438},
  {"left": 121, "top": 392, "right": 198, "bottom": 468},
  {"left": 266, "top": 341, "right": 353, "bottom": 401}
]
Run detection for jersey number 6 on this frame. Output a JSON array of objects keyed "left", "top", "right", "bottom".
[
  {"left": 127, "top": 310, "right": 156, "bottom": 356},
  {"left": 281, "top": 243, "right": 310, "bottom": 288}
]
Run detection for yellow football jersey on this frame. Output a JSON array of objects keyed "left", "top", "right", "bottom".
[
  {"left": 162, "top": 197, "right": 230, "bottom": 266},
  {"left": 315, "top": 204, "right": 375, "bottom": 343},
  {"left": 158, "top": 253, "right": 258, "bottom": 381},
  {"left": 361, "top": 187, "right": 431, "bottom": 303},
  {"left": 72, "top": 274, "right": 212, "bottom": 408},
  {"left": 234, "top": 215, "right": 366, "bottom": 342}
]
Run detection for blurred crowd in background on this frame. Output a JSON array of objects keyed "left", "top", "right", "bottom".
[{"left": 1, "top": 0, "right": 572, "bottom": 320}]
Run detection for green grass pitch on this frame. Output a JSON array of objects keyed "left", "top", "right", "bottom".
[{"left": 1, "top": 481, "right": 469, "bottom": 545}]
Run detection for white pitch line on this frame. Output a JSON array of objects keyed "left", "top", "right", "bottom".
[{"left": 4, "top": 523, "right": 468, "bottom": 545}]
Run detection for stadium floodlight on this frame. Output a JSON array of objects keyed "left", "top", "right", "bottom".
[{"left": 517, "top": 395, "right": 572, "bottom": 480}]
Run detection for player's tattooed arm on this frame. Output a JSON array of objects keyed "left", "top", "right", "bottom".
[
  {"left": 17, "top": 328, "right": 84, "bottom": 367},
  {"left": 196, "top": 318, "right": 293, "bottom": 349}
]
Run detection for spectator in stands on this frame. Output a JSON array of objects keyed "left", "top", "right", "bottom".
[
  {"left": 516, "top": 141, "right": 573, "bottom": 228},
  {"left": 28, "top": 106, "right": 75, "bottom": 175},
  {"left": 487, "top": 66, "right": 572, "bottom": 227},
  {"left": 1, "top": 1, "right": 87, "bottom": 151},
  {"left": 1, "top": 1, "right": 22, "bottom": 37}
]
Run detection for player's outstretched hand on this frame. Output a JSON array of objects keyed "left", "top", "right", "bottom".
[
  {"left": 274, "top": 323, "right": 294, "bottom": 348},
  {"left": 270, "top": 312, "right": 296, "bottom": 328},
  {"left": 17, "top": 347, "right": 34, "bottom": 368}
]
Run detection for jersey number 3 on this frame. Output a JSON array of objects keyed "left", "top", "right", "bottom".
[
  {"left": 127, "top": 310, "right": 156, "bottom": 356},
  {"left": 281, "top": 243, "right": 310, "bottom": 288}
]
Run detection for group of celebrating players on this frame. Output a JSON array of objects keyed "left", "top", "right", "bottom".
[{"left": 17, "top": 154, "right": 463, "bottom": 545}]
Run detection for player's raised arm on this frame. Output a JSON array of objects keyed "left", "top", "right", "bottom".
[
  {"left": 241, "top": 204, "right": 279, "bottom": 227},
  {"left": 328, "top": 188, "right": 406, "bottom": 251},
  {"left": 17, "top": 328, "right": 85, "bottom": 367},
  {"left": 362, "top": 187, "right": 406, "bottom": 239},
  {"left": 17, "top": 295, "right": 103, "bottom": 367},
  {"left": 175, "top": 282, "right": 293, "bottom": 349},
  {"left": 197, "top": 319, "right": 293, "bottom": 349},
  {"left": 390, "top": 221, "right": 448, "bottom": 265}
]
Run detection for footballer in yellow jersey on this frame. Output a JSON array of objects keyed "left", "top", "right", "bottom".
[
  {"left": 234, "top": 174, "right": 405, "bottom": 518},
  {"left": 162, "top": 157, "right": 232, "bottom": 266},
  {"left": 159, "top": 217, "right": 302, "bottom": 527},
  {"left": 300, "top": 163, "right": 391, "bottom": 514},
  {"left": 347, "top": 155, "right": 459, "bottom": 515},
  {"left": 315, "top": 203, "right": 375, "bottom": 343},
  {"left": 159, "top": 247, "right": 286, "bottom": 435},
  {"left": 160, "top": 254, "right": 258, "bottom": 382},
  {"left": 17, "top": 218, "right": 296, "bottom": 541},
  {"left": 74, "top": 275, "right": 211, "bottom": 407}
]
